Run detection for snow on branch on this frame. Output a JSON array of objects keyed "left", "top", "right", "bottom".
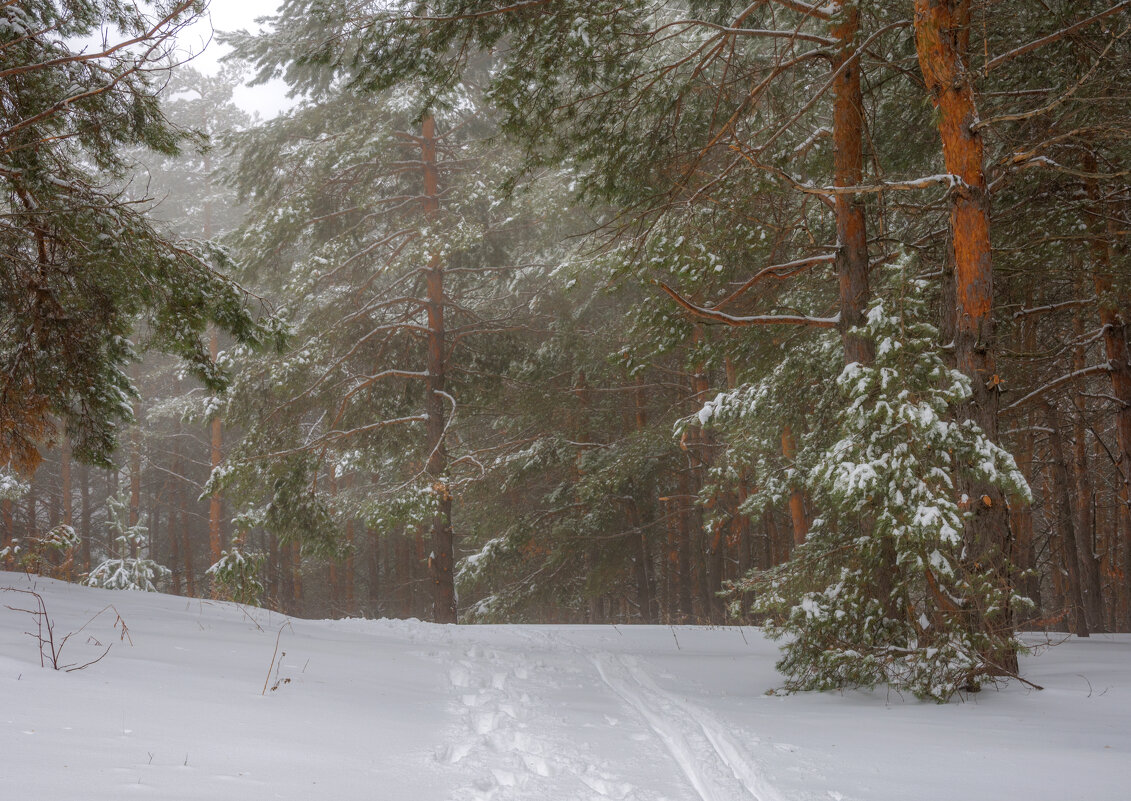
[
  {"left": 1012, "top": 298, "right": 1096, "bottom": 320},
  {"left": 762, "top": 0, "right": 836, "bottom": 21},
  {"left": 645, "top": 19, "right": 836, "bottom": 47},
  {"left": 399, "top": 0, "right": 554, "bottom": 23},
  {"left": 715, "top": 254, "right": 835, "bottom": 310},
  {"left": 984, "top": 1, "right": 1130, "bottom": 73},
  {"left": 1001, "top": 364, "right": 1113, "bottom": 413},
  {"left": 792, "top": 174, "right": 971, "bottom": 197},
  {"left": 658, "top": 282, "right": 839, "bottom": 328},
  {"left": 0, "top": 1, "right": 199, "bottom": 82}
]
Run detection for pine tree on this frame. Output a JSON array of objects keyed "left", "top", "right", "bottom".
[
  {"left": 84, "top": 491, "right": 170, "bottom": 592},
  {"left": 0, "top": 1, "right": 274, "bottom": 476},
  {"left": 725, "top": 261, "right": 1030, "bottom": 700}
]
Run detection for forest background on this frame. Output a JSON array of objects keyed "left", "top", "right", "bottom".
[{"left": 1, "top": 0, "right": 1129, "bottom": 701}]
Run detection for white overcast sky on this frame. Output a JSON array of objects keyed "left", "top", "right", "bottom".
[{"left": 180, "top": 0, "right": 293, "bottom": 119}]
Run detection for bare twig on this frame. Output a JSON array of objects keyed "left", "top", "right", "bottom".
[{"left": 262, "top": 621, "right": 294, "bottom": 696}]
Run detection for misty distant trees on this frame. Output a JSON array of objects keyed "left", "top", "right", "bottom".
[{"left": 3, "top": 1, "right": 1129, "bottom": 701}]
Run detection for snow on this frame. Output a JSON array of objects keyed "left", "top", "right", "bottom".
[{"left": 2, "top": 572, "right": 1129, "bottom": 801}]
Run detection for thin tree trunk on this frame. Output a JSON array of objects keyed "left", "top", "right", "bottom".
[
  {"left": 1011, "top": 419, "right": 1040, "bottom": 621},
  {"left": 129, "top": 400, "right": 141, "bottom": 559},
  {"left": 1044, "top": 467, "right": 1066, "bottom": 628},
  {"left": 1, "top": 498, "right": 12, "bottom": 555},
  {"left": 735, "top": 490, "right": 754, "bottom": 620},
  {"left": 47, "top": 459, "right": 59, "bottom": 531},
  {"left": 1072, "top": 298, "right": 1105, "bottom": 632},
  {"left": 264, "top": 533, "right": 278, "bottom": 607},
  {"left": 106, "top": 466, "right": 118, "bottom": 557},
  {"left": 169, "top": 480, "right": 182, "bottom": 597},
  {"left": 344, "top": 517, "right": 356, "bottom": 615},
  {"left": 1082, "top": 154, "right": 1131, "bottom": 629},
  {"left": 78, "top": 461, "right": 90, "bottom": 573},
  {"left": 368, "top": 527, "right": 381, "bottom": 617},
  {"left": 1045, "top": 402, "right": 1089, "bottom": 637},
  {"left": 1011, "top": 290, "right": 1040, "bottom": 620},
  {"left": 662, "top": 497, "right": 676, "bottom": 621},
  {"left": 208, "top": 329, "right": 224, "bottom": 569},
  {"left": 181, "top": 470, "right": 195, "bottom": 598},
  {"left": 419, "top": 115, "right": 456, "bottom": 624},
  {"left": 688, "top": 347, "right": 722, "bottom": 622},
  {"left": 763, "top": 508, "right": 782, "bottom": 568},
  {"left": 782, "top": 425, "right": 808, "bottom": 545},
  {"left": 630, "top": 387, "right": 658, "bottom": 623},
  {"left": 26, "top": 471, "right": 37, "bottom": 539},
  {"left": 676, "top": 468, "right": 694, "bottom": 619},
  {"left": 60, "top": 434, "right": 71, "bottom": 528},
  {"left": 291, "top": 539, "right": 303, "bottom": 616},
  {"left": 278, "top": 540, "right": 294, "bottom": 612},
  {"left": 59, "top": 435, "right": 72, "bottom": 579},
  {"left": 627, "top": 500, "right": 657, "bottom": 623}
]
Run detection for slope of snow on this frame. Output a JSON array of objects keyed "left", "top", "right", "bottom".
[{"left": 2, "top": 572, "right": 1128, "bottom": 801}]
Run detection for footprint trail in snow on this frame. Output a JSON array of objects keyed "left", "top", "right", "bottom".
[
  {"left": 433, "top": 626, "right": 800, "bottom": 801},
  {"left": 439, "top": 641, "right": 640, "bottom": 800}
]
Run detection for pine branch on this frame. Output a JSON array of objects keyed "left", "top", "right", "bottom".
[{"left": 657, "top": 282, "right": 839, "bottom": 328}]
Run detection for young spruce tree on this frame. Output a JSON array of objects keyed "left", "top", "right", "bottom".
[{"left": 721, "top": 262, "right": 1031, "bottom": 701}]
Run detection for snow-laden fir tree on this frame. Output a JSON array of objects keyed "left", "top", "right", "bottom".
[
  {"left": 85, "top": 492, "right": 170, "bottom": 592},
  {"left": 206, "top": 533, "right": 266, "bottom": 606},
  {"left": 720, "top": 262, "right": 1030, "bottom": 701}
]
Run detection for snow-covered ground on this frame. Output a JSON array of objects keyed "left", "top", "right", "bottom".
[{"left": 2, "top": 572, "right": 1128, "bottom": 801}]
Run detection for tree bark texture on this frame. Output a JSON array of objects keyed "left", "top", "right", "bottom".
[
  {"left": 1072, "top": 296, "right": 1105, "bottom": 632},
  {"left": 1083, "top": 155, "right": 1131, "bottom": 628},
  {"left": 209, "top": 329, "right": 224, "bottom": 568},
  {"left": 1045, "top": 402, "right": 1089, "bottom": 637},
  {"left": 421, "top": 115, "right": 457, "bottom": 624},
  {"left": 832, "top": 5, "right": 873, "bottom": 367},
  {"left": 782, "top": 425, "right": 808, "bottom": 546},
  {"left": 914, "top": 0, "right": 1017, "bottom": 670}
]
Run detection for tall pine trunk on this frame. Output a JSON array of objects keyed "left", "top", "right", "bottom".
[
  {"left": 832, "top": 5, "right": 874, "bottom": 367},
  {"left": 914, "top": 0, "right": 1018, "bottom": 672},
  {"left": 1083, "top": 155, "right": 1131, "bottom": 628}
]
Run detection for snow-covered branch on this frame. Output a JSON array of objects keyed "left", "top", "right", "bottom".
[
  {"left": 658, "top": 282, "right": 840, "bottom": 328},
  {"left": 1002, "top": 364, "right": 1113, "bottom": 413}
]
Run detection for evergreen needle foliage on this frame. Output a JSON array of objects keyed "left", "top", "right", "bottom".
[
  {"left": 85, "top": 492, "right": 170, "bottom": 592},
  {"left": 729, "top": 262, "right": 1032, "bottom": 701},
  {"left": 207, "top": 542, "right": 266, "bottom": 606}
]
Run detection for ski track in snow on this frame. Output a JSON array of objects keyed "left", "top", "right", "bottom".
[
  {"left": 592, "top": 652, "right": 788, "bottom": 801},
  {"left": 432, "top": 626, "right": 794, "bottom": 801}
]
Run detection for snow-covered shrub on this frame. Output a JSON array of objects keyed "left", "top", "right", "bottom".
[
  {"left": 207, "top": 541, "right": 266, "bottom": 605},
  {"left": 730, "top": 261, "right": 1030, "bottom": 701},
  {"left": 84, "top": 493, "right": 170, "bottom": 592},
  {"left": 1, "top": 525, "right": 80, "bottom": 577},
  {"left": 0, "top": 467, "right": 29, "bottom": 501}
]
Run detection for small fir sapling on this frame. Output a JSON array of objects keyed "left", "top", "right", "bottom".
[
  {"left": 0, "top": 468, "right": 28, "bottom": 501},
  {"left": 207, "top": 531, "right": 266, "bottom": 606},
  {"left": 84, "top": 492, "right": 170, "bottom": 592},
  {"left": 1, "top": 526, "right": 81, "bottom": 578},
  {"left": 719, "top": 260, "right": 1031, "bottom": 701}
]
